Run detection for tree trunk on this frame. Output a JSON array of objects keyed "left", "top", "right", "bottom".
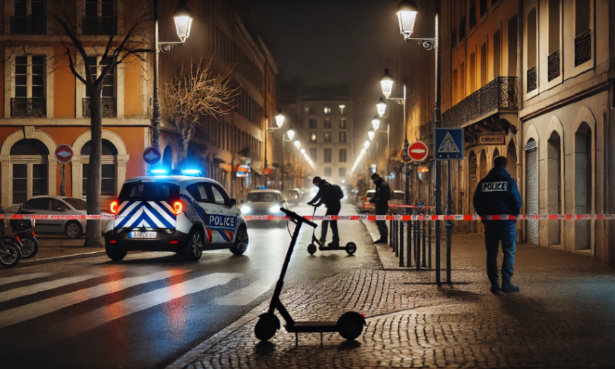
[{"left": 84, "top": 91, "right": 103, "bottom": 247}]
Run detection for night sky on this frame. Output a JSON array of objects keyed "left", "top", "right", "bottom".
[{"left": 251, "top": 0, "right": 401, "bottom": 106}]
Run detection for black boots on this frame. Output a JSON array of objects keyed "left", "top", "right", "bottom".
[{"left": 501, "top": 280, "right": 520, "bottom": 292}]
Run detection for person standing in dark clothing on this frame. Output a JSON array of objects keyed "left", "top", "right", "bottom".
[
  {"left": 369, "top": 173, "right": 390, "bottom": 244},
  {"left": 307, "top": 176, "right": 341, "bottom": 247},
  {"left": 473, "top": 156, "right": 523, "bottom": 294}
]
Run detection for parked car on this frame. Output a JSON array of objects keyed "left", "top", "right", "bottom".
[
  {"left": 357, "top": 190, "right": 376, "bottom": 214},
  {"left": 284, "top": 189, "right": 302, "bottom": 205},
  {"left": 104, "top": 174, "right": 248, "bottom": 261},
  {"left": 19, "top": 196, "right": 110, "bottom": 238},
  {"left": 389, "top": 190, "right": 405, "bottom": 213},
  {"left": 240, "top": 189, "right": 288, "bottom": 226}
]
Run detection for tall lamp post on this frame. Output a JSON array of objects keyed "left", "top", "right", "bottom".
[
  {"left": 380, "top": 69, "right": 410, "bottom": 207},
  {"left": 281, "top": 128, "right": 295, "bottom": 191},
  {"left": 152, "top": 0, "right": 193, "bottom": 149},
  {"left": 396, "top": 0, "right": 444, "bottom": 284},
  {"left": 264, "top": 110, "right": 285, "bottom": 173}
]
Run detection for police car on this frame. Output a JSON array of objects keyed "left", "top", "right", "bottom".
[{"left": 104, "top": 174, "right": 248, "bottom": 261}]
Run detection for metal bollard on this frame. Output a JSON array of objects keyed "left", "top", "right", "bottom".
[
  {"left": 399, "top": 220, "right": 404, "bottom": 267},
  {"left": 422, "top": 219, "right": 427, "bottom": 267}
]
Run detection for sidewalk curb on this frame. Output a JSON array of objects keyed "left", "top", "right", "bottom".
[{"left": 20, "top": 251, "right": 106, "bottom": 267}]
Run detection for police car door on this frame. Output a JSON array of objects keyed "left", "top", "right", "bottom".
[{"left": 203, "top": 183, "right": 238, "bottom": 244}]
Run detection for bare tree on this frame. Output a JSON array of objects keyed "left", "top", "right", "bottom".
[
  {"left": 161, "top": 58, "right": 239, "bottom": 163},
  {"left": 51, "top": 0, "right": 151, "bottom": 246}
]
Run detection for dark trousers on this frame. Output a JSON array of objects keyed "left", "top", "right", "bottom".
[
  {"left": 484, "top": 221, "right": 517, "bottom": 283},
  {"left": 321, "top": 204, "right": 341, "bottom": 243},
  {"left": 375, "top": 204, "right": 388, "bottom": 240}
]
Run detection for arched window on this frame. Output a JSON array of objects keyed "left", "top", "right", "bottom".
[
  {"left": 81, "top": 139, "right": 118, "bottom": 197},
  {"left": 10, "top": 139, "right": 49, "bottom": 204}
]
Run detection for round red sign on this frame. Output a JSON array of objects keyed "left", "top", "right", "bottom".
[
  {"left": 55, "top": 144, "right": 74, "bottom": 164},
  {"left": 408, "top": 141, "right": 429, "bottom": 161}
]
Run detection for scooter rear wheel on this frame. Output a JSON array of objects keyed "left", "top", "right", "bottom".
[
  {"left": 345, "top": 242, "right": 357, "bottom": 255},
  {"left": 254, "top": 312, "right": 280, "bottom": 341},
  {"left": 307, "top": 243, "right": 317, "bottom": 255},
  {"left": 337, "top": 311, "right": 365, "bottom": 340}
]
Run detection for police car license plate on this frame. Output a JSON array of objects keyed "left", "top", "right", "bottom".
[{"left": 129, "top": 231, "right": 157, "bottom": 239}]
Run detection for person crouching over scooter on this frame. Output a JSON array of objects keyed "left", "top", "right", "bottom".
[{"left": 307, "top": 176, "right": 341, "bottom": 247}]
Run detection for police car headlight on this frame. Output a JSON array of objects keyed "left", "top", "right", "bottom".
[
  {"left": 269, "top": 205, "right": 281, "bottom": 214},
  {"left": 241, "top": 204, "right": 251, "bottom": 213}
]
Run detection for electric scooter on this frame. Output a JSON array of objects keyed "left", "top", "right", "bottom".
[
  {"left": 254, "top": 207, "right": 366, "bottom": 345},
  {"left": 307, "top": 204, "right": 357, "bottom": 255}
]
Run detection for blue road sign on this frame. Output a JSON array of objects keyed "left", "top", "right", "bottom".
[
  {"left": 434, "top": 128, "right": 464, "bottom": 160},
  {"left": 143, "top": 146, "right": 162, "bottom": 165}
]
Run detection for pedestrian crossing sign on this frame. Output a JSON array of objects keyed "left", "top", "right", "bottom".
[{"left": 434, "top": 128, "right": 464, "bottom": 160}]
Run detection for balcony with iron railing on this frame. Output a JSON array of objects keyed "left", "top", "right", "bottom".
[
  {"left": 575, "top": 29, "right": 591, "bottom": 67},
  {"left": 442, "top": 77, "right": 518, "bottom": 128},
  {"left": 10, "top": 16, "right": 46, "bottom": 35},
  {"left": 11, "top": 98, "right": 46, "bottom": 117},
  {"left": 82, "top": 98, "right": 117, "bottom": 118}
]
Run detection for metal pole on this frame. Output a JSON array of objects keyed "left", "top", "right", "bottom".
[
  {"left": 446, "top": 160, "right": 453, "bottom": 283},
  {"left": 281, "top": 136, "right": 285, "bottom": 191},
  {"left": 399, "top": 220, "right": 404, "bottom": 267},
  {"left": 152, "top": 0, "right": 160, "bottom": 149},
  {"left": 433, "top": 7, "right": 442, "bottom": 286}
]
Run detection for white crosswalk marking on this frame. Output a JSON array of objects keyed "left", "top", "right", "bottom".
[
  {"left": 0, "top": 272, "right": 52, "bottom": 286},
  {"left": 0, "top": 270, "right": 189, "bottom": 329},
  {"left": 0, "top": 274, "right": 102, "bottom": 303},
  {"left": 215, "top": 280, "right": 274, "bottom": 306},
  {"left": 59, "top": 273, "right": 241, "bottom": 337}
]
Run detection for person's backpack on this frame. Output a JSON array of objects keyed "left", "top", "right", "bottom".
[{"left": 333, "top": 184, "right": 344, "bottom": 200}]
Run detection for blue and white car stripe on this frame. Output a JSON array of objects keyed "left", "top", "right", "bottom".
[{"left": 115, "top": 200, "right": 176, "bottom": 229}]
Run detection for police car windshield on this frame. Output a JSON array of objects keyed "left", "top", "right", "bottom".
[{"left": 119, "top": 181, "right": 180, "bottom": 201}]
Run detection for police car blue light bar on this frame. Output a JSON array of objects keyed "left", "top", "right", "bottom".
[{"left": 180, "top": 169, "right": 202, "bottom": 176}]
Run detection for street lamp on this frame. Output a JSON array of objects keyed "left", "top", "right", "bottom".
[
  {"left": 380, "top": 68, "right": 409, "bottom": 206},
  {"left": 281, "top": 128, "right": 295, "bottom": 191},
  {"left": 264, "top": 109, "right": 284, "bottom": 173},
  {"left": 395, "top": 0, "right": 444, "bottom": 284},
  {"left": 152, "top": 0, "right": 193, "bottom": 149},
  {"left": 376, "top": 97, "right": 387, "bottom": 118},
  {"left": 368, "top": 130, "right": 376, "bottom": 141}
]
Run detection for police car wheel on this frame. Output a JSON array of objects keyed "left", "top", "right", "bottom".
[
  {"left": 230, "top": 226, "right": 248, "bottom": 255},
  {"left": 183, "top": 229, "right": 203, "bottom": 261},
  {"left": 105, "top": 243, "right": 127, "bottom": 261}
]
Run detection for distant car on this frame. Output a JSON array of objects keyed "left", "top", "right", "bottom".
[
  {"left": 389, "top": 190, "right": 405, "bottom": 213},
  {"left": 19, "top": 196, "right": 109, "bottom": 238},
  {"left": 284, "top": 189, "right": 302, "bottom": 205},
  {"left": 357, "top": 190, "right": 376, "bottom": 214},
  {"left": 240, "top": 189, "right": 288, "bottom": 226}
]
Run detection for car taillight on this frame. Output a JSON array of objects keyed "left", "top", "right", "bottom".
[
  {"left": 173, "top": 200, "right": 184, "bottom": 215},
  {"left": 109, "top": 200, "right": 119, "bottom": 215},
  {"left": 363, "top": 196, "right": 367, "bottom": 201}
]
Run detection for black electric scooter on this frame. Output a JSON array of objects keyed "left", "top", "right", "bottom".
[
  {"left": 306, "top": 204, "right": 357, "bottom": 255},
  {"left": 254, "top": 207, "right": 366, "bottom": 346}
]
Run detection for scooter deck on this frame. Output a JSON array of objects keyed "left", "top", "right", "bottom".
[
  {"left": 318, "top": 246, "right": 345, "bottom": 251},
  {"left": 285, "top": 321, "right": 338, "bottom": 333}
]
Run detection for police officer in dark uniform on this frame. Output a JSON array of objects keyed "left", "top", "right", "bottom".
[
  {"left": 307, "top": 176, "right": 341, "bottom": 247},
  {"left": 369, "top": 173, "right": 390, "bottom": 244},
  {"left": 473, "top": 156, "right": 523, "bottom": 293}
]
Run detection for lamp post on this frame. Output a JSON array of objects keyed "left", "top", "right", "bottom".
[
  {"left": 281, "top": 128, "right": 295, "bottom": 191},
  {"left": 381, "top": 69, "right": 410, "bottom": 207},
  {"left": 396, "top": 0, "right": 445, "bottom": 284},
  {"left": 264, "top": 110, "right": 285, "bottom": 177},
  {"left": 152, "top": 0, "right": 193, "bottom": 149}
]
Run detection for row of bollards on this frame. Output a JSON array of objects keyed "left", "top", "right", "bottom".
[{"left": 388, "top": 208, "right": 433, "bottom": 270}]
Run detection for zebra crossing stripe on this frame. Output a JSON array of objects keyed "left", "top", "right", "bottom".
[
  {"left": 0, "top": 270, "right": 190, "bottom": 329},
  {"left": 215, "top": 280, "right": 275, "bottom": 306},
  {"left": 0, "top": 272, "right": 52, "bottom": 286},
  {"left": 58, "top": 273, "right": 241, "bottom": 337},
  {"left": 0, "top": 274, "right": 102, "bottom": 303}
]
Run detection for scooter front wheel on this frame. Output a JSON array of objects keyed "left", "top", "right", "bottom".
[
  {"left": 254, "top": 312, "right": 280, "bottom": 341},
  {"left": 337, "top": 311, "right": 365, "bottom": 340},
  {"left": 307, "top": 243, "right": 317, "bottom": 255},
  {"left": 345, "top": 242, "right": 357, "bottom": 255}
]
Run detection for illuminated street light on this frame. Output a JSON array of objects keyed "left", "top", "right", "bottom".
[
  {"left": 376, "top": 97, "right": 387, "bottom": 117},
  {"left": 368, "top": 130, "right": 376, "bottom": 141}
]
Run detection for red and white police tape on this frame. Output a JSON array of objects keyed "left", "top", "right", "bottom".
[{"left": 0, "top": 213, "right": 613, "bottom": 221}]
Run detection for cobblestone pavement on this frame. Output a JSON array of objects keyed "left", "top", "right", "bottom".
[{"left": 170, "top": 221, "right": 615, "bottom": 369}]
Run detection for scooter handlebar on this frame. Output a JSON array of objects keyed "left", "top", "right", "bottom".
[{"left": 280, "top": 207, "right": 317, "bottom": 228}]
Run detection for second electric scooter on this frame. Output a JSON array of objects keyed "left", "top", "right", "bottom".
[
  {"left": 307, "top": 204, "right": 356, "bottom": 255},
  {"left": 254, "top": 207, "right": 365, "bottom": 346}
]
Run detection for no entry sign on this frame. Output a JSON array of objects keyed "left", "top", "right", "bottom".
[
  {"left": 408, "top": 141, "right": 429, "bottom": 161},
  {"left": 55, "top": 144, "right": 74, "bottom": 164},
  {"left": 143, "top": 146, "right": 161, "bottom": 165}
]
